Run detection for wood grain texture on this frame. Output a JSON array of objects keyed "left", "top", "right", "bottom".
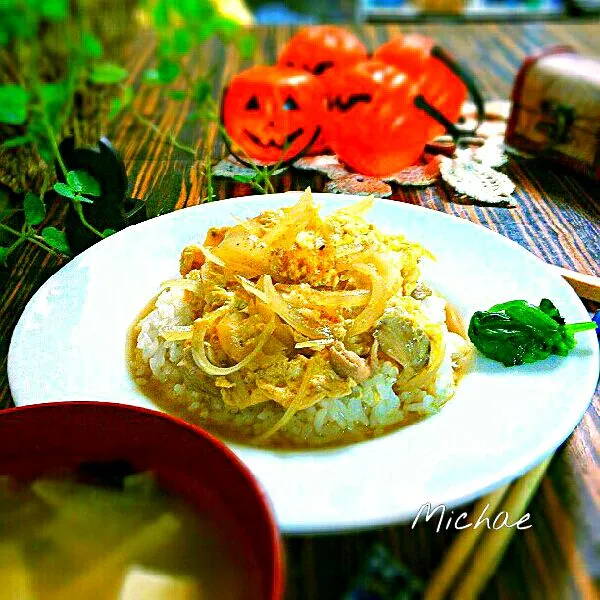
[{"left": 0, "top": 20, "right": 599, "bottom": 599}]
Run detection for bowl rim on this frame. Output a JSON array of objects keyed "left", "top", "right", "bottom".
[{"left": 0, "top": 400, "right": 285, "bottom": 600}]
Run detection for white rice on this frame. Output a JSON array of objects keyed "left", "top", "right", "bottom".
[{"left": 133, "top": 288, "right": 467, "bottom": 446}]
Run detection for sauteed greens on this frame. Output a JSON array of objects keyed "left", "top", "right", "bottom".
[{"left": 468, "top": 298, "right": 597, "bottom": 367}]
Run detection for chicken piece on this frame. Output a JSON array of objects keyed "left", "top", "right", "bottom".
[
  {"left": 329, "top": 342, "right": 372, "bottom": 383},
  {"left": 374, "top": 308, "right": 430, "bottom": 370},
  {"left": 203, "top": 226, "right": 228, "bottom": 247},
  {"left": 179, "top": 244, "right": 205, "bottom": 276},
  {"left": 411, "top": 282, "right": 432, "bottom": 301}
]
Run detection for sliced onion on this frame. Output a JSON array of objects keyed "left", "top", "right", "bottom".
[
  {"left": 159, "top": 325, "right": 193, "bottom": 341},
  {"left": 263, "top": 275, "right": 332, "bottom": 340},
  {"left": 261, "top": 187, "right": 315, "bottom": 248},
  {"left": 346, "top": 263, "right": 387, "bottom": 337},
  {"left": 191, "top": 316, "right": 276, "bottom": 376},
  {"left": 330, "top": 195, "right": 374, "bottom": 218},
  {"left": 294, "top": 339, "right": 334, "bottom": 349},
  {"left": 237, "top": 275, "right": 268, "bottom": 304},
  {"left": 277, "top": 285, "right": 369, "bottom": 309},
  {"left": 200, "top": 245, "right": 226, "bottom": 267},
  {"left": 254, "top": 356, "right": 316, "bottom": 441}
]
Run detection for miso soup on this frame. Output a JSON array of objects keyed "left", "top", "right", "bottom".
[{"left": 0, "top": 463, "right": 248, "bottom": 599}]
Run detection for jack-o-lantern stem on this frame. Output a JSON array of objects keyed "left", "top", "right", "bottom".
[{"left": 414, "top": 46, "right": 485, "bottom": 139}]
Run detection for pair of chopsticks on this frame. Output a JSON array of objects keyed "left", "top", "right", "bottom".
[{"left": 424, "top": 455, "right": 553, "bottom": 599}]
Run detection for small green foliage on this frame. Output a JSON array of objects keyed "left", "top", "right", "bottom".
[
  {"left": 24, "top": 192, "right": 45, "bottom": 226},
  {"left": 232, "top": 174, "right": 257, "bottom": 183},
  {"left": 0, "top": 85, "right": 29, "bottom": 125},
  {"left": 157, "top": 59, "right": 180, "bottom": 84},
  {"left": 67, "top": 171, "right": 101, "bottom": 197},
  {"left": 168, "top": 89, "right": 187, "bottom": 101},
  {"left": 108, "top": 86, "right": 134, "bottom": 120},
  {"left": 143, "top": 69, "right": 161, "bottom": 84},
  {"left": 39, "top": 81, "right": 70, "bottom": 127},
  {"left": 53, "top": 171, "right": 100, "bottom": 207},
  {"left": 0, "top": 246, "right": 8, "bottom": 266},
  {"left": 40, "top": 0, "right": 69, "bottom": 21},
  {"left": 0, "top": 135, "right": 32, "bottom": 150},
  {"left": 90, "top": 63, "right": 129, "bottom": 85},
  {"left": 194, "top": 80, "right": 212, "bottom": 105},
  {"left": 173, "top": 28, "right": 191, "bottom": 55},
  {"left": 41, "top": 227, "right": 71, "bottom": 255},
  {"left": 82, "top": 32, "right": 103, "bottom": 59},
  {"left": 102, "top": 228, "right": 116, "bottom": 237},
  {"left": 53, "top": 182, "right": 76, "bottom": 200}
]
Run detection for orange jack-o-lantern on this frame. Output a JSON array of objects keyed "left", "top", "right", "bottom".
[
  {"left": 222, "top": 66, "right": 326, "bottom": 164},
  {"left": 323, "top": 60, "right": 432, "bottom": 177},
  {"left": 374, "top": 34, "right": 467, "bottom": 140},
  {"left": 277, "top": 26, "right": 368, "bottom": 154}
]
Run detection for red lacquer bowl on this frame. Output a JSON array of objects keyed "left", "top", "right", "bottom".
[{"left": 0, "top": 401, "right": 284, "bottom": 600}]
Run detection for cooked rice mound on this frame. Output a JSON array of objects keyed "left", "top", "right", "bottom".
[{"left": 129, "top": 189, "right": 471, "bottom": 448}]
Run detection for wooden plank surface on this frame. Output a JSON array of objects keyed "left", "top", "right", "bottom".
[{"left": 1, "top": 19, "right": 599, "bottom": 599}]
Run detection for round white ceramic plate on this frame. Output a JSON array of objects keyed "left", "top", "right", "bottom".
[{"left": 8, "top": 192, "right": 599, "bottom": 533}]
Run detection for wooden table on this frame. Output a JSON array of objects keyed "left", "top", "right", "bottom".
[{"left": 1, "top": 20, "right": 599, "bottom": 599}]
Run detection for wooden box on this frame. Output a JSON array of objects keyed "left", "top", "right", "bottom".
[{"left": 505, "top": 46, "right": 600, "bottom": 180}]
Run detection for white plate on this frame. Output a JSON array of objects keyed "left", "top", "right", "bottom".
[{"left": 8, "top": 193, "right": 599, "bottom": 533}]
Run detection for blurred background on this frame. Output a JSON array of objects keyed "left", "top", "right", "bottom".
[{"left": 245, "top": 0, "right": 600, "bottom": 22}]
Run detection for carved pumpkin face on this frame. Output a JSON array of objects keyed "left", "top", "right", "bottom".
[
  {"left": 277, "top": 26, "right": 368, "bottom": 154},
  {"left": 374, "top": 34, "right": 467, "bottom": 139},
  {"left": 323, "top": 60, "right": 432, "bottom": 177},
  {"left": 222, "top": 66, "right": 326, "bottom": 164}
]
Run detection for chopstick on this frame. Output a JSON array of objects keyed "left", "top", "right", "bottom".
[
  {"left": 554, "top": 266, "right": 600, "bottom": 303},
  {"left": 424, "top": 455, "right": 553, "bottom": 600}
]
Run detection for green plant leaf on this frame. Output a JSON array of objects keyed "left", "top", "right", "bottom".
[
  {"left": 143, "top": 69, "right": 161, "bottom": 84},
  {"left": 24, "top": 192, "right": 45, "bottom": 226},
  {"left": 232, "top": 174, "right": 257, "bottom": 183},
  {"left": 173, "top": 28, "right": 191, "bottom": 54},
  {"left": 41, "top": 227, "right": 70, "bottom": 255},
  {"left": 168, "top": 89, "right": 186, "bottom": 101},
  {"left": 90, "top": 62, "right": 128, "bottom": 85},
  {"left": 40, "top": 81, "right": 69, "bottom": 127},
  {"left": 0, "top": 84, "right": 29, "bottom": 125},
  {"left": 53, "top": 182, "right": 76, "bottom": 199},
  {"left": 73, "top": 193, "right": 94, "bottom": 204},
  {"left": 0, "top": 246, "right": 9, "bottom": 266},
  {"left": 213, "top": 16, "right": 239, "bottom": 41},
  {"left": 82, "top": 32, "right": 103, "bottom": 58},
  {"left": 107, "top": 86, "right": 133, "bottom": 120},
  {"left": 102, "top": 228, "right": 116, "bottom": 237},
  {"left": 157, "top": 59, "right": 180, "bottom": 84},
  {"left": 67, "top": 170, "right": 101, "bottom": 196},
  {"left": 152, "top": 0, "right": 169, "bottom": 27},
  {"left": 0, "top": 135, "right": 32, "bottom": 150},
  {"left": 40, "top": 0, "right": 68, "bottom": 21},
  {"left": 156, "top": 38, "right": 173, "bottom": 59},
  {"left": 194, "top": 80, "right": 212, "bottom": 105}
]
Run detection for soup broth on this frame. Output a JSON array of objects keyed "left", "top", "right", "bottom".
[{"left": 0, "top": 465, "right": 247, "bottom": 600}]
